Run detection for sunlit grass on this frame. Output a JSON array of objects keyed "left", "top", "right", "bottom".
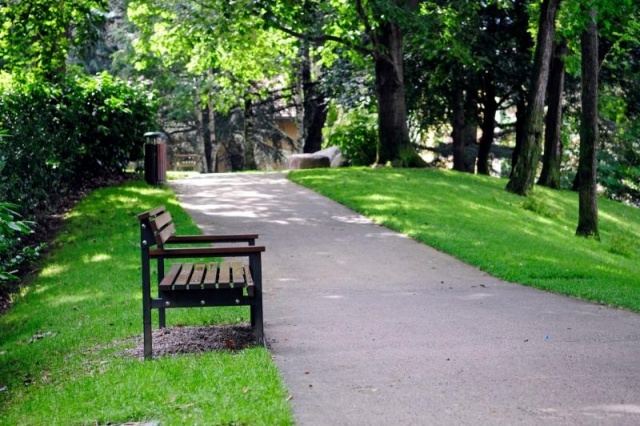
[
  {"left": 0, "top": 180, "right": 293, "bottom": 425},
  {"left": 290, "top": 167, "right": 640, "bottom": 311}
]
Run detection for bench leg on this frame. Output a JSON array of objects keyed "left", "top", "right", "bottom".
[
  {"left": 249, "top": 254, "right": 264, "bottom": 344},
  {"left": 143, "top": 296, "right": 153, "bottom": 359},
  {"left": 159, "top": 307, "right": 166, "bottom": 328},
  {"left": 252, "top": 302, "right": 264, "bottom": 344}
]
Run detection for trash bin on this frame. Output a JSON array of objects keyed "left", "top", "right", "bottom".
[{"left": 143, "top": 132, "right": 167, "bottom": 185}]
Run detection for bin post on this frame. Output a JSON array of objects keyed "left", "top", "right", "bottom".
[{"left": 143, "top": 132, "right": 167, "bottom": 185}]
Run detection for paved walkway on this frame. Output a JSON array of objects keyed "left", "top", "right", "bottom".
[{"left": 170, "top": 172, "right": 640, "bottom": 426}]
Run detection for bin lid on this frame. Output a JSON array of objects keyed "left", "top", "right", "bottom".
[{"left": 143, "top": 131, "right": 167, "bottom": 139}]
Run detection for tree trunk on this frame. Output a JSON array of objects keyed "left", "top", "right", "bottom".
[
  {"left": 451, "top": 87, "right": 466, "bottom": 172},
  {"left": 201, "top": 102, "right": 214, "bottom": 173},
  {"left": 576, "top": 10, "right": 599, "bottom": 238},
  {"left": 477, "top": 71, "right": 497, "bottom": 175},
  {"left": 374, "top": 21, "right": 419, "bottom": 166},
  {"left": 510, "top": 97, "right": 527, "bottom": 177},
  {"left": 463, "top": 86, "right": 478, "bottom": 173},
  {"left": 538, "top": 39, "right": 567, "bottom": 189},
  {"left": 300, "top": 42, "right": 328, "bottom": 154},
  {"left": 506, "top": 0, "right": 561, "bottom": 195},
  {"left": 242, "top": 99, "right": 257, "bottom": 170}
]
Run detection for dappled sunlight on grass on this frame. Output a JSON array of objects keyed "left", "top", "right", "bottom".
[
  {"left": 39, "top": 264, "right": 68, "bottom": 278},
  {"left": 0, "top": 178, "right": 292, "bottom": 425},
  {"left": 83, "top": 253, "right": 112, "bottom": 263},
  {"left": 47, "top": 293, "right": 96, "bottom": 308}
]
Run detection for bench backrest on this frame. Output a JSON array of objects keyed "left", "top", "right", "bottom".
[{"left": 138, "top": 205, "right": 176, "bottom": 248}]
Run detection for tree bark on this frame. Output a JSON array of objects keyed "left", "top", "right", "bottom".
[
  {"left": 201, "top": 102, "right": 214, "bottom": 173},
  {"left": 538, "top": 39, "right": 567, "bottom": 189},
  {"left": 242, "top": 99, "right": 257, "bottom": 170},
  {"left": 506, "top": 0, "right": 561, "bottom": 195},
  {"left": 576, "top": 10, "right": 599, "bottom": 238},
  {"left": 510, "top": 97, "right": 527, "bottom": 177},
  {"left": 463, "top": 86, "right": 478, "bottom": 173},
  {"left": 451, "top": 87, "right": 466, "bottom": 172},
  {"left": 477, "top": 71, "right": 497, "bottom": 175},
  {"left": 300, "top": 43, "right": 327, "bottom": 154},
  {"left": 374, "top": 21, "right": 409, "bottom": 164},
  {"left": 374, "top": 20, "right": 418, "bottom": 166}
]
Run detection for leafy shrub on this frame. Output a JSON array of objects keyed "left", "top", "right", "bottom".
[
  {"left": 0, "top": 202, "right": 39, "bottom": 284},
  {"left": 323, "top": 103, "right": 379, "bottom": 166},
  {"left": 0, "top": 72, "right": 157, "bottom": 216},
  {"left": 599, "top": 124, "right": 640, "bottom": 206}
]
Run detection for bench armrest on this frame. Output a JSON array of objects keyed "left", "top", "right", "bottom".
[
  {"left": 149, "top": 245, "right": 265, "bottom": 259},
  {"left": 166, "top": 234, "right": 258, "bottom": 245}
]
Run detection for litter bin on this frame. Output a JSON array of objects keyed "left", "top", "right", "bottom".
[{"left": 143, "top": 132, "right": 167, "bottom": 185}]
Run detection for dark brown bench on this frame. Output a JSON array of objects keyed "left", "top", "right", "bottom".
[{"left": 138, "top": 205, "right": 265, "bottom": 359}]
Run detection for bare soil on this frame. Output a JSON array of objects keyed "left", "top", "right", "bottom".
[{"left": 123, "top": 324, "right": 259, "bottom": 358}]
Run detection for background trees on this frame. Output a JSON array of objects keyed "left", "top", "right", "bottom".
[{"left": 1, "top": 0, "right": 639, "bottom": 237}]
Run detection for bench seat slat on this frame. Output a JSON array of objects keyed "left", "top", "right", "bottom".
[
  {"left": 161, "top": 262, "right": 253, "bottom": 291},
  {"left": 159, "top": 263, "right": 182, "bottom": 290},
  {"left": 218, "top": 262, "right": 231, "bottom": 288},
  {"left": 202, "top": 262, "right": 219, "bottom": 288},
  {"left": 174, "top": 263, "right": 193, "bottom": 289},
  {"left": 231, "top": 261, "right": 244, "bottom": 288},
  {"left": 188, "top": 263, "right": 205, "bottom": 289}
]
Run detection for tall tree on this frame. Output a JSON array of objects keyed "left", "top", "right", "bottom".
[
  {"left": 299, "top": 41, "right": 327, "bottom": 154},
  {"left": 262, "top": 0, "right": 427, "bottom": 166},
  {"left": 538, "top": 39, "right": 568, "bottom": 188},
  {"left": 507, "top": 0, "right": 562, "bottom": 195},
  {"left": 575, "top": 8, "right": 599, "bottom": 238}
]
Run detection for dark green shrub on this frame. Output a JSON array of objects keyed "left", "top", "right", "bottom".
[
  {"left": 0, "top": 202, "right": 41, "bottom": 284},
  {"left": 0, "top": 72, "right": 157, "bottom": 216},
  {"left": 599, "top": 124, "right": 640, "bottom": 206}
]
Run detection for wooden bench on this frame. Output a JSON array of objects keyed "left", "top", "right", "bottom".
[
  {"left": 138, "top": 205, "right": 265, "bottom": 359},
  {"left": 173, "top": 153, "right": 200, "bottom": 171}
]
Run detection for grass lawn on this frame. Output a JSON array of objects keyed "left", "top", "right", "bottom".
[
  {"left": 0, "top": 180, "right": 293, "bottom": 425},
  {"left": 289, "top": 167, "right": 640, "bottom": 312}
]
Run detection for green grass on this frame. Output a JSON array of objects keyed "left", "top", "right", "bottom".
[
  {"left": 289, "top": 167, "right": 640, "bottom": 311},
  {"left": 0, "top": 181, "right": 293, "bottom": 425}
]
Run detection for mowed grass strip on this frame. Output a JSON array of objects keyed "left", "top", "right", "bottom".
[
  {"left": 0, "top": 181, "right": 293, "bottom": 425},
  {"left": 290, "top": 167, "right": 640, "bottom": 311}
]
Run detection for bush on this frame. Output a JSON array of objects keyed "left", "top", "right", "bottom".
[
  {"left": 0, "top": 202, "right": 41, "bottom": 285},
  {"left": 0, "top": 72, "right": 157, "bottom": 216},
  {"left": 599, "top": 123, "right": 640, "bottom": 206},
  {"left": 323, "top": 103, "right": 379, "bottom": 166}
]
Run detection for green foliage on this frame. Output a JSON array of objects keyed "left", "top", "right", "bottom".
[
  {"left": 323, "top": 103, "right": 378, "bottom": 166},
  {"left": 127, "top": 0, "right": 297, "bottom": 113},
  {"left": 0, "top": 202, "right": 40, "bottom": 284},
  {"left": 0, "top": 0, "right": 108, "bottom": 80},
  {"left": 0, "top": 182, "right": 293, "bottom": 424},
  {"left": 0, "top": 72, "right": 157, "bottom": 216},
  {"left": 290, "top": 168, "right": 640, "bottom": 311}
]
